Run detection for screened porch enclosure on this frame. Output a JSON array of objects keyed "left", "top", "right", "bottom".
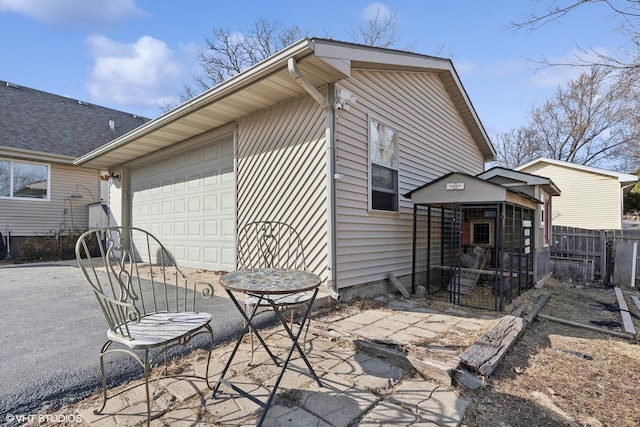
[{"left": 404, "top": 172, "right": 540, "bottom": 311}]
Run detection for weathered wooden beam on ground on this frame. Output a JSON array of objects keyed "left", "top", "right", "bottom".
[
  {"left": 353, "top": 339, "right": 457, "bottom": 386},
  {"left": 523, "top": 292, "right": 551, "bottom": 324},
  {"left": 631, "top": 295, "right": 640, "bottom": 313},
  {"left": 537, "top": 313, "right": 637, "bottom": 340},
  {"left": 388, "top": 272, "right": 410, "bottom": 298},
  {"left": 312, "top": 292, "right": 553, "bottom": 383},
  {"left": 614, "top": 287, "right": 637, "bottom": 334},
  {"left": 308, "top": 322, "right": 457, "bottom": 386},
  {"left": 458, "top": 314, "right": 527, "bottom": 377},
  {"left": 458, "top": 292, "right": 550, "bottom": 377}
]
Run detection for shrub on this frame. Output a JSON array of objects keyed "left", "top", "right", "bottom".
[
  {"left": 624, "top": 190, "right": 640, "bottom": 214},
  {"left": 19, "top": 234, "right": 61, "bottom": 262},
  {"left": 18, "top": 229, "right": 98, "bottom": 262}
]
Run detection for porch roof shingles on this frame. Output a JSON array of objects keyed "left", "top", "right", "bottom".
[{"left": 0, "top": 80, "right": 149, "bottom": 160}]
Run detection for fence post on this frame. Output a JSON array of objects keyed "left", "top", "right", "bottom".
[
  {"left": 606, "top": 241, "right": 614, "bottom": 285},
  {"left": 600, "top": 229, "right": 606, "bottom": 280}
]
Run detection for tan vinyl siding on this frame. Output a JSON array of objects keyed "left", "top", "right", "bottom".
[
  {"left": 335, "top": 70, "right": 485, "bottom": 288},
  {"left": 236, "top": 95, "right": 329, "bottom": 280},
  {"left": 1, "top": 164, "right": 99, "bottom": 236},
  {"left": 521, "top": 163, "right": 622, "bottom": 230}
]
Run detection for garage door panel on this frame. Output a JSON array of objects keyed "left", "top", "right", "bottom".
[
  {"left": 174, "top": 198, "right": 185, "bottom": 214},
  {"left": 188, "top": 221, "right": 200, "bottom": 236},
  {"left": 174, "top": 246, "right": 186, "bottom": 260},
  {"left": 162, "top": 222, "right": 172, "bottom": 235},
  {"left": 203, "top": 194, "right": 218, "bottom": 212},
  {"left": 174, "top": 178, "right": 185, "bottom": 191},
  {"left": 150, "top": 202, "right": 161, "bottom": 215},
  {"left": 203, "top": 220, "right": 219, "bottom": 237},
  {"left": 174, "top": 222, "right": 186, "bottom": 236},
  {"left": 187, "top": 197, "right": 200, "bottom": 213},
  {"left": 130, "top": 138, "right": 235, "bottom": 271},
  {"left": 203, "top": 247, "right": 218, "bottom": 264}
]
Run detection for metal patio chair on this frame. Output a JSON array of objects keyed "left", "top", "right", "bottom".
[
  {"left": 75, "top": 226, "right": 215, "bottom": 426},
  {"left": 237, "top": 221, "right": 314, "bottom": 364}
]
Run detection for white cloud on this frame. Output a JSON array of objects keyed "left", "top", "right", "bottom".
[
  {"left": 361, "top": 2, "right": 393, "bottom": 21},
  {"left": 86, "top": 34, "right": 186, "bottom": 112},
  {"left": 0, "top": 0, "right": 143, "bottom": 27}
]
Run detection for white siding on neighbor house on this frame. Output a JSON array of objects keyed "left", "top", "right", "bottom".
[
  {"left": 334, "top": 70, "right": 485, "bottom": 288},
  {"left": 237, "top": 95, "right": 329, "bottom": 280},
  {"left": 129, "top": 136, "right": 236, "bottom": 271},
  {"left": 1, "top": 164, "right": 99, "bottom": 236},
  {"left": 521, "top": 163, "right": 621, "bottom": 230}
]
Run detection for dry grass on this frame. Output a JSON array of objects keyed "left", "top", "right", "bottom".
[{"left": 461, "top": 278, "right": 640, "bottom": 427}]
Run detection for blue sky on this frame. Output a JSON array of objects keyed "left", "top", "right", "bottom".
[{"left": 0, "top": 0, "right": 628, "bottom": 138}]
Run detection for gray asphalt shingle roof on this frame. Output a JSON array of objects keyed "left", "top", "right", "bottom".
[{"left": 0, "top": 80, "right": 150, "bottom": 159}]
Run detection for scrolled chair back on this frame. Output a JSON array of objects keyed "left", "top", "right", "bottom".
[
  {"left": 236, "top": 221, "right": 307, "bottom": 271},
  {"left": 75, "top": 226, "right": 213, "bottom": 339}
]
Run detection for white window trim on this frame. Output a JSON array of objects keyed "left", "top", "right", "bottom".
[
  {"left": 469, "top": 220, "right": 494, "bottom": 247},
  {"left": 0, "top": 158, "right": 51, "bottom": 201},
  {"left": 367, "top": 115, "right": 399, "bottom": 213}
]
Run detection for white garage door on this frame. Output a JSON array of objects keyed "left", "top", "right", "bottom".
[{"left": 130, "top": 137, "right": 235, "bottom": 271}]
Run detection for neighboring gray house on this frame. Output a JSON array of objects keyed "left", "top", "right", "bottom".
[
  {"left": 0, "top": 80, "right": 148, "bottom": 256},
  {"left": 74, "top": 38, "right": 496, "bottom": 299}
]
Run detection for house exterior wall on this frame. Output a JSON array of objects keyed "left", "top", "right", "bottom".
[
  {"left": 334, "top": 70, "right": 485, "bottom": 288},
  {"left": 236, "top": 95, "right": 330, "bottom": 281},
  {"left": 519, "top": 163, "right": 622, "bottom": 230},
  {"left": 1, "top": 163, "right": 99, "bottom": 237}
]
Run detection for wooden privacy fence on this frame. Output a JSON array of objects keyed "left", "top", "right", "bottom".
[{"left": 551, "top": 226, "right": 640, "bottom": 286}]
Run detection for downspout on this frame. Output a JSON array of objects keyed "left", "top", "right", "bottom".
[
  {"left": 288, "top": 58, "right": 340, "bottom": 300},
  {"left": 288, "top": 58, "right": 330, "bottom": 109}
]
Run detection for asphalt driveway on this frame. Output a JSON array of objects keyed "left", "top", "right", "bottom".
[{"left": 0, "top": 260, "right": 261, "bottom": 419}]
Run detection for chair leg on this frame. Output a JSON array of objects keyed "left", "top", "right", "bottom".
[
  {"left": 94, "top": 344, "right": 110, "bottom": 415},
  {"left": 144, "top": 349, "right": 151, "bottom": 427},
  {"left": 245, "top": 302, "right": 256, "bottom": 365},
  {"left": 204, "top": 325, "right": 214, "bottom": 389}
]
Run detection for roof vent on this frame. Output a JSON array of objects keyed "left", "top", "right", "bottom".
[
  {"left": 5, "top": 82, "right": 20, "bottom": 89},
  {"left": 78, "top": 100, "right": 89, "bottom": 106},
  {"left": 109, "top": 120, "right": 115, "bottom": 131}
]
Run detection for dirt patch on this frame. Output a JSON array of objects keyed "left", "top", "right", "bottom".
[{"left": 461, "top": 278, "right": 640, "bottom": 427}]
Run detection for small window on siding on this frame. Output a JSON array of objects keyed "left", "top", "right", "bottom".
[
  {"left": 369, "top": 116, "right": 398, "bottom": 211},
  {"left": 0, "top": 159, "right": 49, "bottom": 200}
]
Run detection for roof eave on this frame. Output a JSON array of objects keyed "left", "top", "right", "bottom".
[{"left": 1, "top": 146, "right": 77, "bottom": 165}]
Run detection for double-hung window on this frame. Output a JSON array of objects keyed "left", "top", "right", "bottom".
[
  {"left": 0, "top": 159, "right": 50, "bottom": 200},
  {"left": 369, "top": 116, "right": 398, "bottom": 211}
]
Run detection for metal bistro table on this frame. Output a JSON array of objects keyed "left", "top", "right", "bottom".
[{"left": 211, "top": 267, "right": 323, "bottom": 425}]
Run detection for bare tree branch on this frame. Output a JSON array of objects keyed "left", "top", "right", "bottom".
[
  {"left": 163, "top": 10, "right": 404, "bottom": 112},
  {"left": 500, "top": 65, "right": 640, "bottom": 169},
  {"left": 349, "top": 6, "right": 400, "bottom": 48},
  {"left": 512, "top": 0, "right": 640, "bottom": 70}
]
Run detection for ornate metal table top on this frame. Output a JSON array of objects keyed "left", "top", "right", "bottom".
[{"left": 220, "top": 268, "right": 321, "bottom": 295}]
